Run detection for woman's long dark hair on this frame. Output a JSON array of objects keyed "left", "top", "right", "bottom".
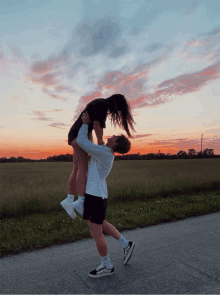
[{"left": 106, "top": 94, "right": 137, "bottom": 138}]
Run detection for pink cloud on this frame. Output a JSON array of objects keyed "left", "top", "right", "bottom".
[
  {"left": 55, "top": 85, "right": 75, "bottom": 93},
  {"left": 30, "top": 55, "right": 69, "bottom": 74},
  {"left": 71, "top": 60, "right": 220, "bottom": 126},
  {"left": 32, "top": 110, "right": 54, "bottom": 121},
  {"left": 179, "top": 27, "right": 220, "bottom": 63},
  {"left": 42, "top": 86, "right": 68, "bottom": 101},
  {"left": 48, "top": 122, "right": 68, "bottom": 129},
  {"left": 47, "top": 109, "right": 63, "bottom": 112},
  {"left": 32, "top": 110, "right": 69, "bottom": 129},
  {"left": 27, "top": 54, "right": 76, "bottom": 101}
]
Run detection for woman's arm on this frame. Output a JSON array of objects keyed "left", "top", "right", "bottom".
[{"left": 93, "top": 121, "right": 104, "bottom": 145}]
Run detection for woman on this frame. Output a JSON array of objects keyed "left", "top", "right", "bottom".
[{"left": 61, "top": 94, "right": 137, "bottom": 218}]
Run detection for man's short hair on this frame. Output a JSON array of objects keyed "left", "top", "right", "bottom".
[{"left": 112, "top": 134, "right": 131, "bottom": 154}]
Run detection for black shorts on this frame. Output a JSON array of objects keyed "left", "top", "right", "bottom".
[
  {"left": 68, "top": 116, "right": 94, "bottom": 145},
  {"left": 83, "top": 193, "right": 108, "bottom": 225}
]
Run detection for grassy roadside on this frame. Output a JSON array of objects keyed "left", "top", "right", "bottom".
[{"left": 1, "top": 189, "right": 220, "bottom": 258}]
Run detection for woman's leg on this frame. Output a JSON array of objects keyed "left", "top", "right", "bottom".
[
  {"left": 75, "top": 148, "right": 89, "bottom": 196},
  {"left": 70, "top": 138, "right": 89, "bottom": 196},
  {"left": 68, "top": 152, "right": 78, "bottom": 195}
]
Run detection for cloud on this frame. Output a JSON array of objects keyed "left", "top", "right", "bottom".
[
  {"left": 183, "top": 1, "right": 199, "bottom": 15},
  {"left": 6, "top": 41, "right": 23, "bottom": 58},
  {"left": 32, "top": 110, "right": 54, "bottom": 121},
  {"left": 13, "top": 96, "right": 20, "bottom": 100},
  {"left": 0, "top": 49, "right": 4, "bottom": 60},
  {"left": 147, "top": 137, "right": 212, "bottom": 152},
  {"left": 32, "top": 110, "right": 68, "bottom": 128},
  {"left": 130, "top": 133, "right": 154, "bottom": 139},
  {"left": 27, "top": 54, "right": 77, "bottom": 101},
  {"left": 68, "top": 44, "right": 173, "bottom": 122},
  {"left": 199, "top": 26, "right": 220, "bottom": 38},
  {"left": 55, "top": 85, "right": 74, "bottom": 93},
  {"left": 46, "top": 109, "right": 63, "bottom": 113},
  {"left": 154, "top": 61, "right": 220, "bottom": 100},
  {"left": 180, "top": 26, "right": 220, "bottom": 63},
  {"left": 67, "top": 16, "right": 124, "bottom": 58},
  {"left": 144, "top": 43, "right": 164, "bottom": 53},
  {"left": 101, "top": 133, "right": 153, "bottom": 140},
  {"left": 48, "top": 122, "right": 68, "bottom": 129},
  {"left": 67, "top": 61, "right": 87, "bottom": 79},
  {"left": 30, "top": 55, "right": 69, "bottom": 75},
  {"left": 42, "top": 87, "right": 68, "bottom": 101},
  {"left": 202, "top": 119, "right": 220, "bottom": 128}
]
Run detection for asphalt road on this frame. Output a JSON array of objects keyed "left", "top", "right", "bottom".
[{"left": 1, "top": 212, "right": 220, "bottom": 294}]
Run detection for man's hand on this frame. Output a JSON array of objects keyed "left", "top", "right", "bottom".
[
  {"left": 81, "top": 111, "right": 91, "bottom": 125},
  {"left": 98, "top": 140, "right": 105, "bottom": 145}
]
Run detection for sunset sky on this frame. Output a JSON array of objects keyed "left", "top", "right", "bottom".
[{"left": 1, "top": 0, "right": 220, "bottom": 159}]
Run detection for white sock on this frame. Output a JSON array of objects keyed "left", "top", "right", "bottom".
[
  {"left": 67, "top": 194, "right": 74, "bottom": 202},
  {"left": 78, "top": 195, "right": 85, "bottom": 203},
  {"left": 118, "top": 235, "right": 129, "bottom": 249},
  {"left": 101, "top": 254, "right": 112, "bottom": 269}
]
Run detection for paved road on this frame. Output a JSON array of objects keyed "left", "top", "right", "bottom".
[{"left": 1, "top": 212, "right": 220, "bottom": 294}]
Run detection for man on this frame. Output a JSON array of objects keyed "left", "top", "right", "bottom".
[{"left": 70, "top": 111, "right": 135, "bottom": 278}]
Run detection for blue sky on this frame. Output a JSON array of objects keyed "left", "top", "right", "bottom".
[{"left": 1, "top": 0, "right": 220, "bottom": 159}]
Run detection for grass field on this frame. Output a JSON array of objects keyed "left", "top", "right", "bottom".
[{"left": 1, "top": 159, "right": 220, "bottom": 258}]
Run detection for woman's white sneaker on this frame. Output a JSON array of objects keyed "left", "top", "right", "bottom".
[
  {"left": 72, "top": 199, "right": 84, "bottom": 216},
  {"left": 60, "top": 198, "right": 77, "bottom": 219}
]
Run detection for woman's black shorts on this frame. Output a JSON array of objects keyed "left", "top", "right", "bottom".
[{"left": 83, "top": 193, "right": 108, "bottom": 225}]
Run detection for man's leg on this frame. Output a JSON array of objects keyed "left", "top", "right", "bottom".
[
  {"left": 102, "top": 220, "right": 121, "bottom": 240},
  {"left": 102, "top": 220, "right": 135, "bottom": 265},
  {"left": 88, "top": 220, "right": 108, "bottom": 257}
]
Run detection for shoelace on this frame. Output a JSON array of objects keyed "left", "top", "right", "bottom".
[{"left": 123, "top": 244, "right": 130, "bottom": 256}]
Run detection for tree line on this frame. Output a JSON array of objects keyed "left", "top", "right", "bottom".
[{"left": 0, "top": 148, "right": 219, "bottom": 163}]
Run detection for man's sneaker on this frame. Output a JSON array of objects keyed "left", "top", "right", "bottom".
[
  {"left": 72, "top": 199, "right": 84, "bottom": 216},
  {"left": 89, "top": 264, "right": 115, "bottom": 278},
  {"left": 123, "top": 241, "right": 135, "bottom": 265},
  {"left": 60, "top": 198, "right": 77, "bottom": 219}
]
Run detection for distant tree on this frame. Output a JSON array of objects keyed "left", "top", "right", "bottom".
[
  {"left": 17, "top": 157, "right": 25, "bottom": 162},
  {"left": 0, "top": 157, "right": 7, "bottom": 163},
  {"left": 188, "top": 149, "right": 196, "bottom": 156},
  {"left": 9, "top": 157, "right": 17, "bottom": 162},
  {"left": 203, "top": 148, "right": 214, "bottom": 156},
  {"left": 177, "top": 150, "right": 188, "bottom": 159},
  {"left": 146, "top": 153, "right": 156, "bottom": 160}
]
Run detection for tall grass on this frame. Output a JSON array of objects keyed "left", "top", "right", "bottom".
[
  {"left": 1, "top": 159, "right": 220, "bottom": 258},
  {"left": 1, "top": 159, "right": 220, "bottom": 218}
]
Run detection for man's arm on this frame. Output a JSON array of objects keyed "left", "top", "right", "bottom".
[
  {"left": 94, "top": 121, "right": 104, "bottom": 145},
  {"left": 77, "top": 112, "right": 106, "bottom": 158},
  {"left": 76, "top": 124, "right": 105, "bottom": 158}
]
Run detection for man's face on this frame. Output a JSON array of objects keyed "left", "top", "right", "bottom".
[{"left": 107, "top": 135, "right": 118, "bottom": 146}]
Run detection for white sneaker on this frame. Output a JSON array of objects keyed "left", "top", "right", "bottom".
[
  {"left": 60, "top": 198, "right": 77, "bottom": 219},
  {"left": 72, "top": 199, "right": 84, "bottom": 216}
]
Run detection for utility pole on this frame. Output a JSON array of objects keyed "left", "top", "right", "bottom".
[{"left": 201, "top": 133, "right": 203, "bottom": 153}]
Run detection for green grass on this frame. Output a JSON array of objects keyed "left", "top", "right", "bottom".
[{"left": 1, "top": 159, "right": 220, "bottom": 258}]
